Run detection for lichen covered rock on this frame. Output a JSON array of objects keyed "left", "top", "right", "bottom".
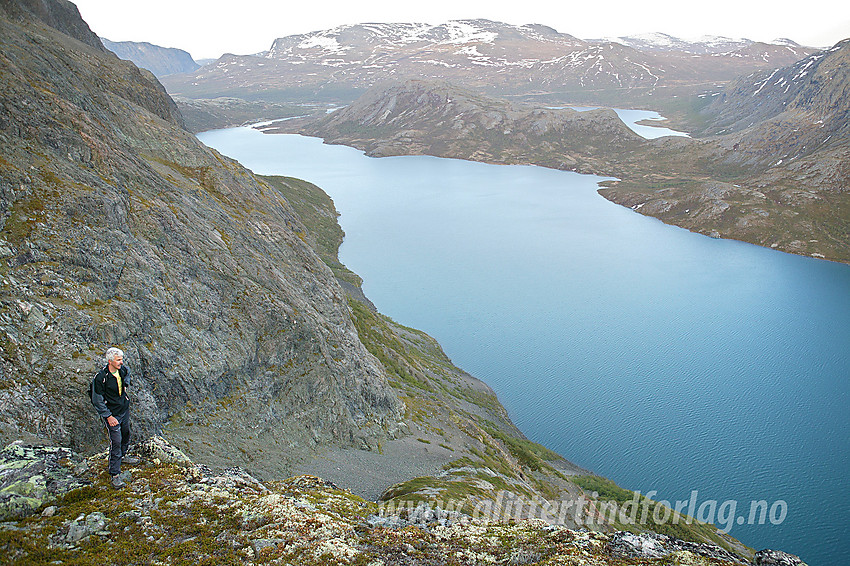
[{"left": 0, "top": 441, "right": 87, "bottom": 520}]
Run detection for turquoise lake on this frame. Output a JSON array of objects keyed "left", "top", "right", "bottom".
[{"left": 198, "top": 126, "right": 850, "bottom": 564}]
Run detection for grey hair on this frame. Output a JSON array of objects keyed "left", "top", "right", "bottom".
[{"left": 105, "top": 347, "right": 124, "bottom": 362}]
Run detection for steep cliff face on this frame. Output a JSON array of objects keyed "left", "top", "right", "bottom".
[
  {"left": 0, "top": 0, "right": 104, "bottom": 51},
  {"left": 0, "top": 0, "right": 401, "bottom": 474},
  {"left": 102, "top": 39, "right": 201, "bottom": 78}
]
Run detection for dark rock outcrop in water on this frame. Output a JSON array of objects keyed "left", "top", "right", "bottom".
[{"left": 0, "top": 0, "right": 401, "bottom": 475}]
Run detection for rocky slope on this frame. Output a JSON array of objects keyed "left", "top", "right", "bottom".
[
  {"left": 160, "top": 20, "right": 814, "bottom": 108},
  {"left": 0, "top": 0, "right": 402, "bottom": 474},
  {"left": 1, "top": 437, "right": 804, "bottom": 566},
  {"left": 602, "top": 40, "right": 850, "bottom": 262},
  {"left": 102, "top": 38, "right": 200, "bottom": 77},
  {"left": 696, "top": 40, "right": 850, "bottom": 138},
  {"left": 278, "top": 79, "right": 644, "bottom": 174}
]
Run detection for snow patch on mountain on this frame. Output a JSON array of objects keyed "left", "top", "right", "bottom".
[
  {"left": 298, "top": 35, "right": 349, "bottom": 53},
  {"left": 442, "top": 21, "right": 498, "bottom": 44},
  {"left": 600, "top": 33, "right": 755, "bottom": 54}
]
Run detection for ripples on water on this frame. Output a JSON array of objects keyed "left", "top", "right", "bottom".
[{"left": 199, "top": 127, "right": 850, "bottom": 565}]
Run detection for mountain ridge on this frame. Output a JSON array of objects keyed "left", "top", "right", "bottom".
[
  {"left": 161, "top": 19, "right": 816, "bottom": 107},
  {"left": 102, "top": 38, "right": 201, "bottom": 77}
]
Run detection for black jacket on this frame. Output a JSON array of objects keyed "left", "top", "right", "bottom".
[{"left": 91, "top": 365, "right": 130, "bottom": 418}]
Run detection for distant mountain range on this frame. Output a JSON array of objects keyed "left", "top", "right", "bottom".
[
  {"left": 102, "top": 38, "right": 200, "bottom": 77},
  {"left": 161, "top": 20, "right": 815, "bottom": 106},
  {"left": 597, "top": 32, "right": 802, "bottom": 54}
]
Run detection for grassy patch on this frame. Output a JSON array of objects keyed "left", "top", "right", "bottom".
[
  {"left": 482, "top": 425, "right": 560, "bottom": 472},
  {"left": 571, "top": 475, "right": 737, "bottom": 552}
]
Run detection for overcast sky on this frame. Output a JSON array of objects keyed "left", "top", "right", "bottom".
[{"left": 73, "top": 0, "right": 849, "bottom": 60}]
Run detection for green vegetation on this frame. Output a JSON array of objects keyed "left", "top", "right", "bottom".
[
  {"left": 259, "top": 175, "right": 363, "bottom": 288},
  {"left": 482, "top": 425, "right": 560, "bottom": 472},
  {"left": 570, "top": 475, "right": 740, "bottom": 553}
]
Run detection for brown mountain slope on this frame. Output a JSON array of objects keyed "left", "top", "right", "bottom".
[
  {"left": 603, "top": 41, "right": 850, "bottom": 262},
  {"left": 276, "top": 78, "right": 645, "bottom": 175}
]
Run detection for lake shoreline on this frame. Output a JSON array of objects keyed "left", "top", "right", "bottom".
[{"left": 199, "top": 126, "right": 850, "bottom": 564}]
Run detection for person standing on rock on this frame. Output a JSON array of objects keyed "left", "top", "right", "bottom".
[{"left": 90, "top": 347, "right": 138, "bottom": 488}]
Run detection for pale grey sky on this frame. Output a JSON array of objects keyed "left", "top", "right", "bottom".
[{"left": 73, "top": 0, "right": 849, "bottom": 60}]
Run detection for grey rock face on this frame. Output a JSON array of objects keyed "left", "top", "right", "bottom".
[
  {"left": 65, "top": 511, "right": 108, "bottom": 543},
  {"left": 609, "top": 531, "right": 747, "bottom": 564},
  {"left": 754, "top": 549, "right": 809, "bottom": 566},
  {"left": 134, "top": 435, "right": 191, "bottom": 465},
  {"left": 0, "top": 0, "right": 402, "bottom": 474},
  {"left": 0, "top": 0, "right": 105, "bottom": 52},
  {"left": 0, "top": 441, "right": 87, "bottom": 520}
]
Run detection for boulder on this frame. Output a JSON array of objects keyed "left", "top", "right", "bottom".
[
  {"left": 754, "top": 549, "right": 809, "bottom": 566},
  {"left": 0, "top": 441, "right": 87, "bottom": 520}
]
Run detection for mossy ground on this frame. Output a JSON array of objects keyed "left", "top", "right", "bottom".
[{"left": 0, "top": 456, "right": 751, "bottom": 565}]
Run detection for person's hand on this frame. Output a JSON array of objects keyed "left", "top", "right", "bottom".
[{"left": 106, "top": 416, "right": 118, "bottom": 427}]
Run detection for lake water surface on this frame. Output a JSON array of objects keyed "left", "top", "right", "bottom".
[{"left": 199, "top": 126, "right": 849, "bottom": 565}]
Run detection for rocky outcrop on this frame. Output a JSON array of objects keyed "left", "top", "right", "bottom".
[
  {"left": 0, "top": 438, "right": 800, "bottom": 565},
  {"left": 102, "top": 39, "right": 201, "bottom": 78},
  {"left": 0, "top": 441, "right": 88, "bottom": 519},
  {"left": 0, "top": 0, "right": 104, "bottom": 51},
  {"left": 0, "top": 0, "right": 401, "bottom": 475},
  {"left": 753, "top": 549, "right": 810, "bottom": 566},
  {"left": 609, "top": 531, "right": 747, "bottom": 563}
]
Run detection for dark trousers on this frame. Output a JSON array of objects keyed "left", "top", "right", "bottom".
[{"left": 103, "top": 409, "right": 130, "bottom": 476}]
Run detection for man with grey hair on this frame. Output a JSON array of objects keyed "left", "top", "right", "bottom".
[{"left": 90, "top": 346, "right": 138, "bottom": 488}]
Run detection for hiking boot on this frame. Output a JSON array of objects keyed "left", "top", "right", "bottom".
[
  {"left": 111, "top": 474, "right": 126, "bottom": 489},
  {"left": 122, "top": 455, "right": 140, "bottom": 465}
]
